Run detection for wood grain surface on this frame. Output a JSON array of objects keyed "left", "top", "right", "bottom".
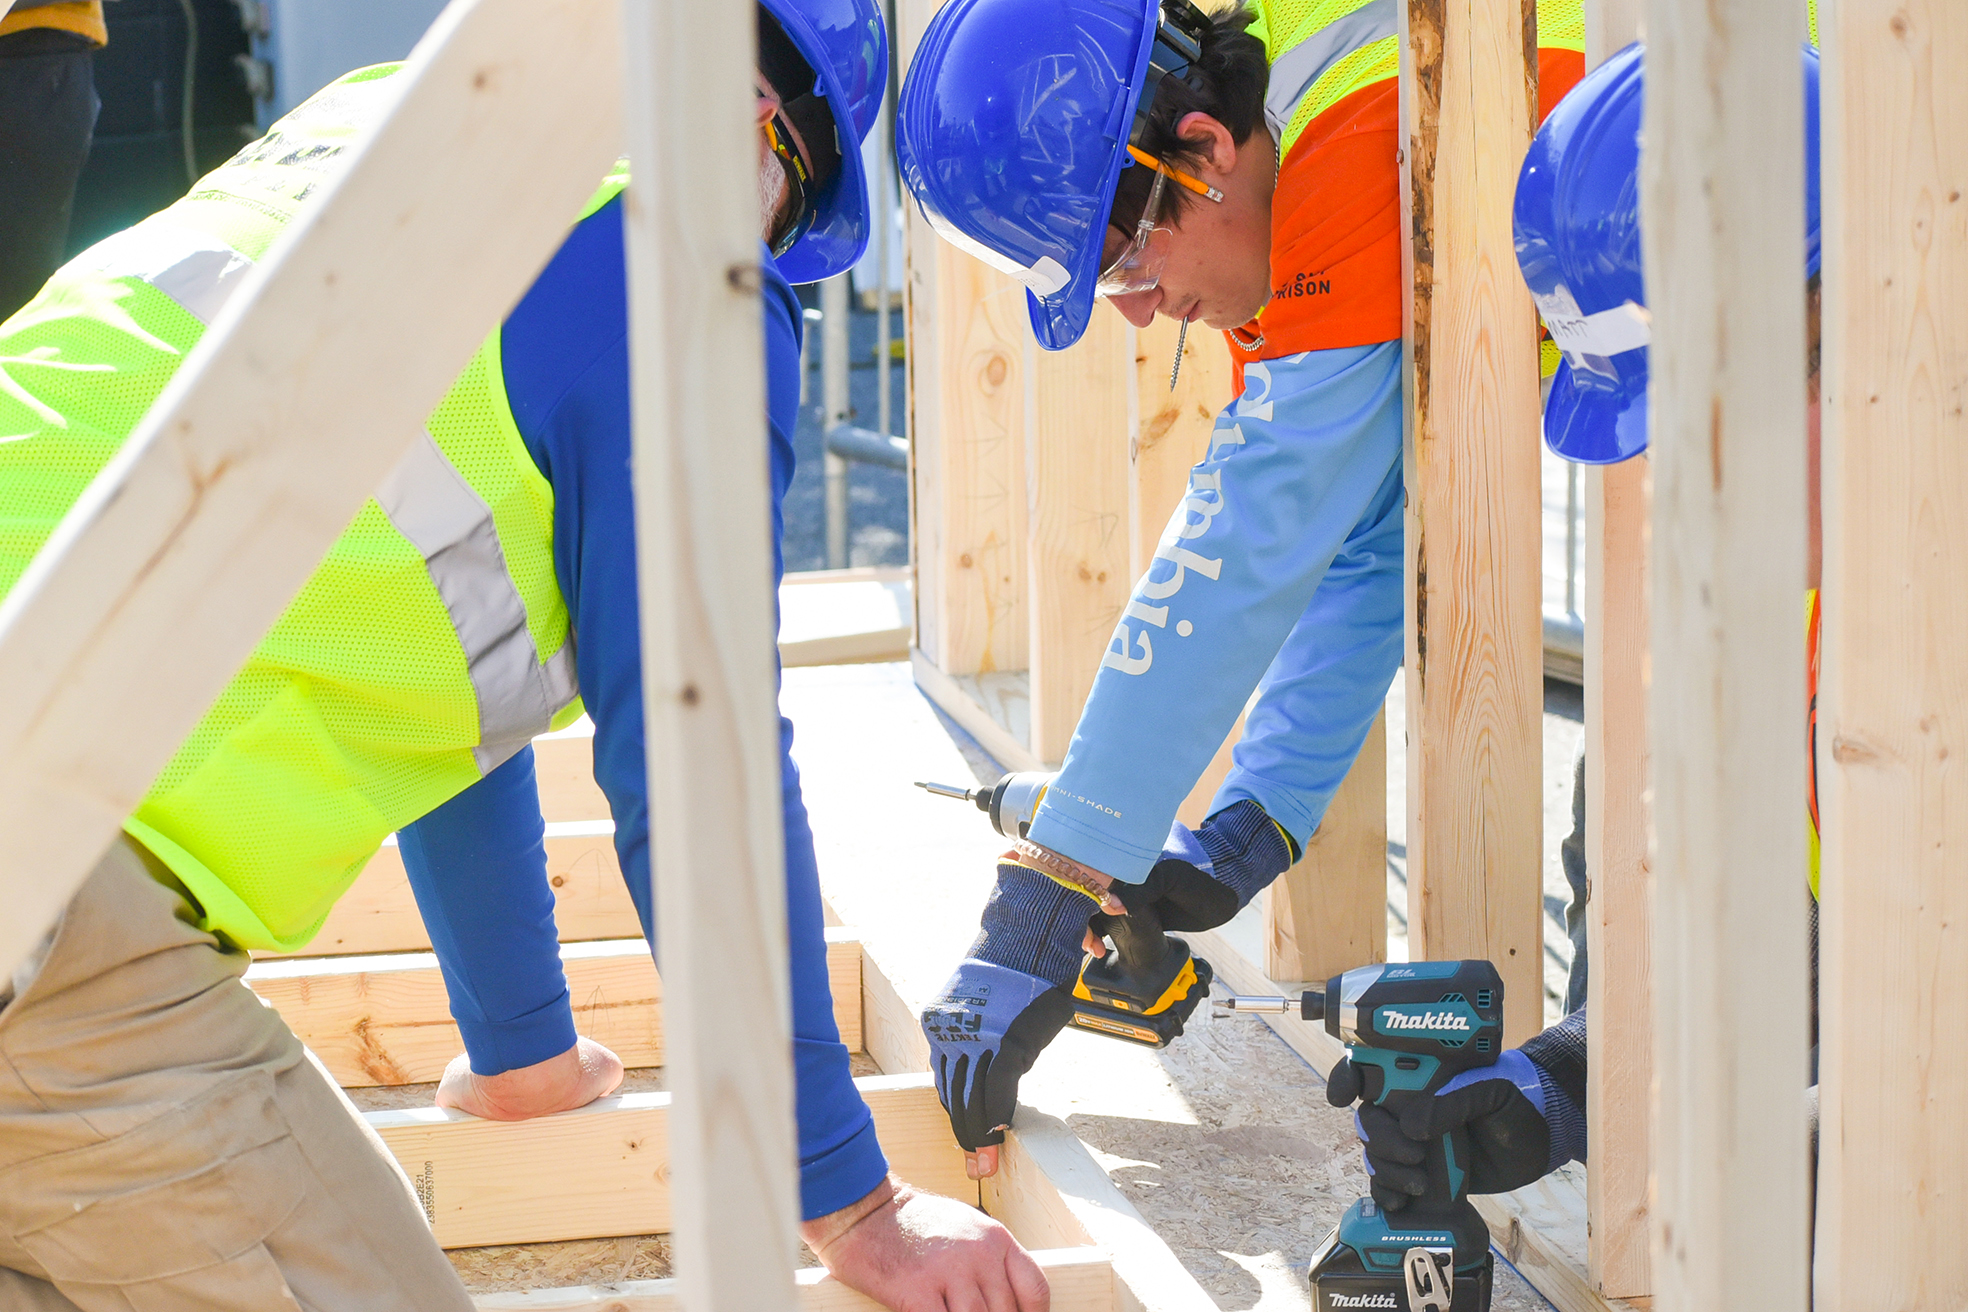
[
  {"left": 1399, "top": 0, "right": 1547, "bottom": 1042},
  {"left": 1642, "top": 0, "right": 1812, "bottom": 1303},
  {"left": 619, "top": 1, "right": 799, "bottom": 1301},
  {"left": 1816, "top": 1, "right": 1968, "bottom": 1304}
]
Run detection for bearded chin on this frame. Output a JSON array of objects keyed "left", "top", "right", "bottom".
[{"left": 759, "top": 155, "right": 790, "bottom": 245}]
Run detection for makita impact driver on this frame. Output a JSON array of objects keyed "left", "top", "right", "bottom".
[
  {"left": 1221, "top": 960, "right": 1506, "bottom": 1312},
  {"left": 917, "top": 773, "right": 1212, "bottom": 1048}
]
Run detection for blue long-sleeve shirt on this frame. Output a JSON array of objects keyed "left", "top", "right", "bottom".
[
  {"left": 1025, "top": 343, "right": 1407, "bottom": 882},
  {"left": 397, "top": 198, "right": 887, "bottom": 1221}
]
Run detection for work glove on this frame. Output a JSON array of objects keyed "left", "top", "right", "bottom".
[
  {"left": 922, "top": 957, "right": 1074, "bottom": 1152},
  {"left": 1085, "top": 799, "right": 1292, "bottom": 945},
  {"left": 1326, "top": 1048, "right": 1567, "bottom": 1211}
]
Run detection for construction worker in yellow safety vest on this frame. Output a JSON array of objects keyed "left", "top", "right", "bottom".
[
  {"left": 0, "top": 4, "right": 1049, "bottom": 1311},
  {"left": 894, "top": 0, "right": 1586, "bottom": 1179}
]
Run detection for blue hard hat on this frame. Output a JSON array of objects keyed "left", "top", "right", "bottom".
[
  {"left": 761, "top": 0, "right": 889, "bottom": 284},
  {"left": 1513, "top": 40, "right": 1821, "bottom": 464},
  {"left": 897, "top": 0, "right": 1159, "bottom": 350}
]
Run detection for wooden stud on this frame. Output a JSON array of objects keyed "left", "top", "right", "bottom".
[
  {"left": 1642, "top": 0, "right": 1811, "bottom": 1302},
  {"left": 1398, "top": 0, "right": 1547, "bottom": 1042},
  {"left": 0, "top": 0, "right": 625, "bottom": 979},
  {"left": 1025, "top": 304, "right": 1135, "bottom": 764},
  {"left": 918, "top": 253, "right": 1031, "bottom": 678},
  {"left": 1130, "top": 318, "right": 1232, "bottom": 582},
  {"left": 1578, "top": 0, "right": 1650, "bottom": 1298},
  {"left": 1816, "top": 0, "right": 1968, "bottom": 1303},
  {"left": 247, "top": 933, "right": 865, "bottom": 1087},
  {"left": 368, "top": 1073, "right": 970, "bottom": 1249},
  {"left": 1264, "top": 711, "right": 1389, "bottom": 984},
  {"left": 620, "top": 0, "right": 800, "bottom": 1300},
  {"left": 898, "top": 0, "right": 1029, "bottom": 683},
  {"left": 471, "top": 1247, "right": 1117, "bottom": 1312}
]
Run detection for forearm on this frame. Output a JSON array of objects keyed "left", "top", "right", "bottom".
[
  {"left": 399, "top": 746, "right": 577, "bottom": 1075},
  {"left": 1214, "top": 461, "right": 1404, "bottom": 848}
]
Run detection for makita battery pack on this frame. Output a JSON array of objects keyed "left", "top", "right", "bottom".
[{"left": 1308, "top": 1201, "right": 1495, "bottom": 1312}]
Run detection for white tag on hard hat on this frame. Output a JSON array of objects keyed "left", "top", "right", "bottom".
[
  {"left": 1535, "top": 287, "right": 1651, "bottom": 359},
  {"left": 1018, "top": 256, "right": 1070, "bottom": 296}
]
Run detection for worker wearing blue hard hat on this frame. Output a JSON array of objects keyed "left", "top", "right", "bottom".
[
  {"left": 1514, "top": 39, "right": 1822, "bottom": 464},
  {"left": 896, "top": 0, "right": 1591, "bottom": 1178},
  {"left": 1333, "top": 36, "right": 1829, "bottom": 1213},
  {"left": 0, "top": 3, "right": 1048, "bottom": 1308}
]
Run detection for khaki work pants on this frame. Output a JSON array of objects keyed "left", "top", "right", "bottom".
[{"left": 0, "top": 837, "right": 475, "bottom": 1312}]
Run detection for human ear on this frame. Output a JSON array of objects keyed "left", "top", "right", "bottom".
[{"left": 1172, "top": 111, "right": 1238, "bottom": 176}]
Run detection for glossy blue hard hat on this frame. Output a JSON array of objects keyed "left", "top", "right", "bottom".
[
  {"left": 897, "top": 0, "right": 1158, "bottom": 350},
  {"left": 1513, "top": 40, "right": 1821, "bottom": 464},
  {"left": 761, "top": 0, "right": 889, "bottom": 284}
]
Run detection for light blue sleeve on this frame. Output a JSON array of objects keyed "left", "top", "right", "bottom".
[{"left": 1025, "top": 340, "right": 1405, "bottom": 882}]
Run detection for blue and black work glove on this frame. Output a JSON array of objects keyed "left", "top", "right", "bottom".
[
  {"left": 922, "top": 956, "right": 1075, "bottom": 1157},
  {"left": 1327, "top": 1048, "right": 1585, "bottom": 1211},
  {"left": 922, "top": 856, "right": 1086, "bottom": 1172},
  {"left": 1086, "top": 799, "right": 1294, "bottom": 944}
]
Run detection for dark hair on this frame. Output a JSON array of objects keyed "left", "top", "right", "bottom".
[{"left": 1106, "top": 7, "right": 1269, "bottom": 237}]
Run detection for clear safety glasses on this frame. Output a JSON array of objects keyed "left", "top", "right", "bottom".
[{"left": 1095, "top": 146, "right": 1224, "bottom": 298}]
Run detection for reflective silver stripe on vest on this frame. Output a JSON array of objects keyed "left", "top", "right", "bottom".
[
  {"left": 76, "top": 223, "right": 257, "bottom": 326},
  {"left": 1263, "top": 0, "right": 1398, "bottom": 142},
  {"left": 376, "top": 432, "right": 580, "bottom": 774}
]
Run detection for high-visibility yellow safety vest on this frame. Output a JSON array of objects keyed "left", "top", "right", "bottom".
[{"left": 0, "top": 65, "right": 621, "bottom": 950}]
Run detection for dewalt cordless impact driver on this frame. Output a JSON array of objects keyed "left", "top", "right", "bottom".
[
  {"left": 1221, "top": 960, "right": 1507, "bottom": 1312},
  {"left": 917, "top": 773, "right": 1211, "bottom": 1049}
]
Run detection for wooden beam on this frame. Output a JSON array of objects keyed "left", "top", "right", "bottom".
[
  {"left": 1265, "top": 711, "right": 1389, "bottom": 983},
  {"left": 263, "top": 821, "right": 635, "bottom": 959},
  {"left": 620, "top": 0, "right": 799, "bottom": 1300},
  {"left": 918, "top": 251, "right": 1030, "bottom": 678},
  {"left": 0, "top": 0, "right": 624, "bottom": 979},
  {"left": 1581, "top": 466, "right": 1652, "bottom": 1298},
  {"left": 368, "top": 1073, "right": 970, "bottom": 1250},
  {"left": 471, "top": 1247, "right": 1117, "bottom": 1312},
  {"left": 1578, "top": 0, "right": 1651, "bottom": 1299},
  {"left": 1642, "top": 0, "right": 1811, "bottom": 1302},
  {"left": 1130, "top": 318, "right": 1231, "bottom": 582},
  {"left": 856, "top": 931, "right": 932, "bottom": 1078},
  {"left": 899, "top": 0, "right": 1029, "bottom": 682},
  {"left": 984, "top": 1111, "right": 1219, "bottom": 1312},
  {"left": 532, "top": 722, "right": 610, "bottom": 823},
  {"left": 1025, "top": 304, "right": 1134, "bottom": 765},
  {"left": 247, "top": 932, "right": 865, "bottom": 1087},
  {"left": 1398, "top": 0, "right": 1547, "bottom": 1042},
  {"left": 1816, "top": 0, "right": 1968, "bottom": 1304},
  {"left": 909, "top": 647, "right": 1043, "bottom": 772}
]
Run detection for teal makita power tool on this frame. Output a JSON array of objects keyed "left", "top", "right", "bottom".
[
  {"left": 1220, "top": 960, "right": 1506, "bottom": 1311},
  {"left": 916, "top": 773, "right": 1212, "bottom": 1049}
]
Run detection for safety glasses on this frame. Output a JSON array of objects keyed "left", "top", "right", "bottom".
[
  {"left": 1095, "top": 147, "right": 1224, "bottom": 297},
  {"left": 760, "top": 80, "right": 817, "bottom": 257}
]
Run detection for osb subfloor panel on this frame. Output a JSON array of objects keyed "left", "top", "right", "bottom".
[
  {"left": 783, "top": 663, "right": 1560, "bottom": 1311},
  {"left": 341, "top": 1059, "right": 878, "bottom": 1291}
]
